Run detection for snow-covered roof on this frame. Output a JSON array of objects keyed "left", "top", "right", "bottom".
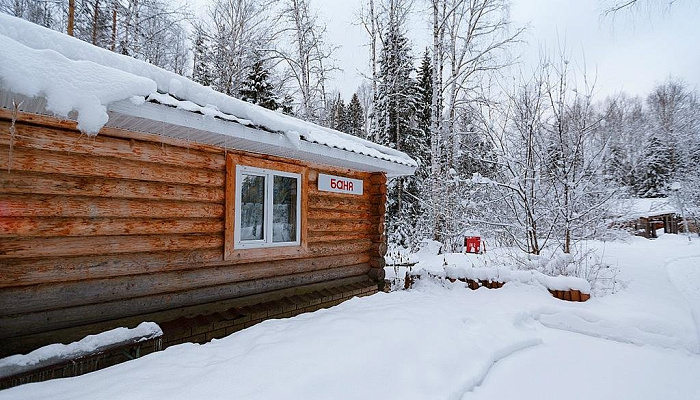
[
  {"left": 614, "top": 198, "right": 679, "bottom": 220},
  {"left": 0, "top": 14, "right": 416, "bottom": 176}
]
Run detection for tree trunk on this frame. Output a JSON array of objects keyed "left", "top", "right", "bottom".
[
  {"left": 92, "top": 0, "right": 100, "bottom": 45},
  {"left": 68, "top": 0, "right": 75, "bottom": 36},
  {"left": 111, "top": 0, "right": 117, "bottom": 51},
  {"left": 430, "top": 0, "right": 444, "bottom": 242}
]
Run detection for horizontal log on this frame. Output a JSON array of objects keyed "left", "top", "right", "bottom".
[
  {"left": 0, "top": 170, "right": 224, "bottom": 202},
  {"left": 308, "top": 195, "right": 373, "bottom": 212},
  {"left": 0, "top": 233, "right": 223, "bottom": 259},
  {"left": 0, "top": 145, "right": 224, "bottom": 187},
  {"left": 0, "top": 217, "right": 222, "bottom": 238},
  {"left": 1, "top": 276, "right": 371, "bottom": 358},
  {"left": 0, "top": 194, "right": 223, "bottom": 218},
  {"left": 308, "top": 184, "right": 370, "bottom": 200},
  {"left": 225, "top": 239, "right": 374, "bottom": 265},
  {"left": 0, "top": 264, "right": 371, "bottom": 339},
  {"left": 308, "top": 232, "right": 380, "bottom": 243},
  {"left": 0, "top": 239, "right": 375, "bottom": 288},
  {"left": 307, "top": 209, "right": 374, "bottom": 221},
  {"left": 308, "top": 219, "right": 375, "bottom": 233},
  {"left": 0, "top": 254, "right": 372, "bottom": 315},
  {"left": 0, "top": 249, "right": 224, "bottom": 288},
  {"left": 0, "top": 109, "right": 224, "bottom": 154},
  {"left": 306, "top": 169, "right": 371, "bottom": 183},
  {"left": 0, "top": 121, "right": 224, "bottom": 170}
]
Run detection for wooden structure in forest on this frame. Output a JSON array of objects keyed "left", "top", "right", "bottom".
[
  {"left": 613, "top": 198, "right": 686, "bottom": 239},
  {"left": 0, "top": 17, "right": 416, "bottom": 358}
]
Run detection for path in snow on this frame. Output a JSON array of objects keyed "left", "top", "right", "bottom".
[
  {"left": 460, "top": 328, "right": 700, "bottom": 400},
  {"left": 532, "top": 237, "right": 700, "bottom": 353}
]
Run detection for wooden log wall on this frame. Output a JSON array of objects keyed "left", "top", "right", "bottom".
[{"left": 0, "top": 110, "right": 385, "bottom": 356}]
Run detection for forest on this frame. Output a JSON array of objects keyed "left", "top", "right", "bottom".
[{"left": 3, "top": 0, "right": 699, "bottom": 255}]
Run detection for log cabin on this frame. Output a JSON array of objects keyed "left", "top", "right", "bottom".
[{"left": 0, "top": 15, "right": 416, "bottom": 357}]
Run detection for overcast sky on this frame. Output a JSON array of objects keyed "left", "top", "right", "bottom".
[{"left": 314, "top": 0, "right": 700, "bottom": 101}]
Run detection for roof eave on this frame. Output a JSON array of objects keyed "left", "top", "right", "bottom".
[{"left": 106, "top": 100, "right": 416, "bottom": 177}]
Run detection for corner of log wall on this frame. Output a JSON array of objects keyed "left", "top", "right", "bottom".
[{"left": 368, "top": 172, "right": 387, "bottom": 290}]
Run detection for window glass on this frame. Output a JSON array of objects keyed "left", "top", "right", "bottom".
[
  {"left": 240, "top": 174, "right": 265, "bottom": 241},
  {"left": 272, "top": 175, "right": 297, "bottom": 243}
]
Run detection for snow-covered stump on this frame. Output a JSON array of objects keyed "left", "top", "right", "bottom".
[
  {"left": 0, "top": 322, "right": 162, "bottom": 390},
  {"left": 405, "top": 270, "right": 591, "bottom": 302}
]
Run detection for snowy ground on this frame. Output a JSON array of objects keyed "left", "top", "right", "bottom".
[{"left": 2, "top": 234, "right": 699, "bottom": 400}]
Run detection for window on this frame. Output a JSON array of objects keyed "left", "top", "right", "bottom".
[{"left": 234, "top": 165, "right": 301, "bottom": 249}]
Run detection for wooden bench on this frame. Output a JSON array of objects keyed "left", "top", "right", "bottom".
[{"left": 0, "top": 323, "right": 162, "bottom": 390}]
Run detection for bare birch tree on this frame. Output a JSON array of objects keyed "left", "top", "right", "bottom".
[
  {"left": 427, "top": 0, "right": 522, "bottom": 245},
  {"left": 272, "top": 0, "right": 338, "bottom": 122}
]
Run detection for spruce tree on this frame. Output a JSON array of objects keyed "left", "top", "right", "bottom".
[
  {"left": 637, "top": 135, "right": 673, "bottom": 197},
  {"left": 239, "top": 59, "right": 279, "bottom": 111},
  {"left": 374, "top": 15, "right": 423, "bottom": 247},
  {"left": 331, "top": 94, "right": 347, "bottom": 132},
  {"left": 346, "top": 93, "right": 365, "bottom": 137},
  {"left": 191, "top": 24, "right": 215, "bottom": 87}
]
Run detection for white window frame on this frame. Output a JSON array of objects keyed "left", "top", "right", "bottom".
[{"left": 234, "top": 165, "right": 301, "bottom": 249}]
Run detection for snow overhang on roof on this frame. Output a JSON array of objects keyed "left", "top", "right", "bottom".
[
  {"left": 613, "top": 198, "right": 680, "bottom": 220},
  {"left": 0, "top": 14, "right": 416, "bottom": 177}
]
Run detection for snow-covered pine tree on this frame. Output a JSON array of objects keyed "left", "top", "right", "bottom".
[
  {"left": 279, "top": 94, "right": 295, "bottom": 116},
  {"left": 331, "top": 94, "right": 347, "bottom": 132},
  {"left": 239, "top": 59, "right": 280, "bottom": 111},
  {"left": 191, "top": 23, "right": 215, "bottom": 87},
  {"left": 636, "top": 135, "right": 673, "bottom": 197},
  {"left": 415, "top": 50, "right": 432, "bottom": 158},
  {"left": 409, "top": 49, "right": 434, "bottom": 240},
  {"left": 346, "top": 93, "right": 365, "bottom": 137},
  {"left": 374, "top": 2, "right": 423, "bottom": 248}
]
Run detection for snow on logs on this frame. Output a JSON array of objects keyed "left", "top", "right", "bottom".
[{"left": 405, "top": 267, "right": 591, "bottom": 302}]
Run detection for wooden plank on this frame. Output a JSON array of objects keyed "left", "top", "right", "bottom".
[
  {"left": 0, "top": 121, "right": 224, "bottom": 170},
  {"left": 0, "top": 217, "right": 222, "bottom": 238},
  {"left": 0, "top": 145, "right": 224, "bottom": 187},
  {"left": 0, "top": 254, "right": 372, "bottom": 315},
  {"left": 0, "top": 233, "right": 223, "bottom": 259},
  {"left": 0, "top": 240, "right": 374, "bottom": 287},
  {"left": 0, "top": 170, "right": 224, "bottom": 202},
  {"left": 0, "top": 264, "right": 371, "bottom": 339},
  {"left": 224, "top": 152, "right": 236, "bottom": 260},
  {"left": 0, "top": 194, "right": 223, "bottom": 218}
]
